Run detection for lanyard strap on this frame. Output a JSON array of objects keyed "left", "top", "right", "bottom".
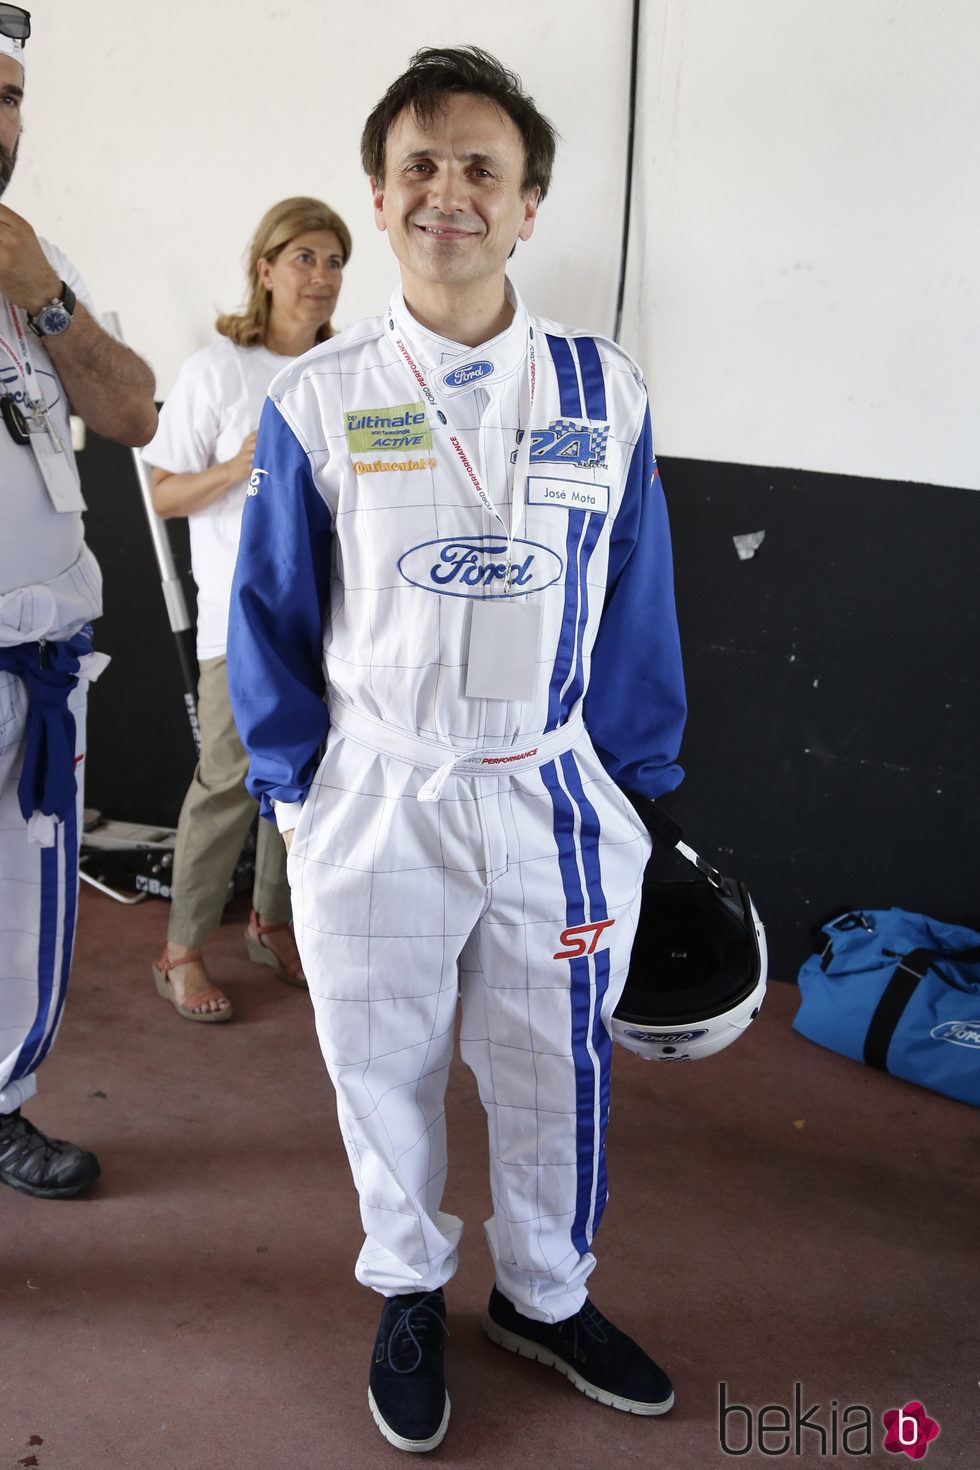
[
  {"left": 0, "top": 298, "right": 32, "bottom": 378},
  {"left": 386, "top": 311, "right": 536, "bottom": 588},
  {"left": 0, "top": 298, "right": 41, "bottom": 409}
]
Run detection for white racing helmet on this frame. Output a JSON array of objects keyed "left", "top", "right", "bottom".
[{"left": 612, "top": 800, "right": 768, "bottom": 1061}]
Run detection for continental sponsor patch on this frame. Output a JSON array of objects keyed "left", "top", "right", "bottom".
[
  {"left": 354, "top": 457, "right": 438, "bottom": 475},
  {"left": 345, "top": 401, "right": 432, "bottom": 452}
]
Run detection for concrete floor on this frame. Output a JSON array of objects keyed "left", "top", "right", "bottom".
[{"left": 1, "top": 886, "right": 976, "bottom": 1469}]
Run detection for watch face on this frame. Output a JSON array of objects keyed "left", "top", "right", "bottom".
[{"left": 36, "top": 303, "right": 72, "bottom": 336}]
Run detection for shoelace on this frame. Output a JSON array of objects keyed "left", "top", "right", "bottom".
[
  {"left": 0, "top": 1116, "right": 62, "bottom": 1174},
  {"left": 387, "top": 1294, "right": 449, "bottom": 1375},
  {"left": 558, "top": 1301, "right": 612, "bottom": 1359}
]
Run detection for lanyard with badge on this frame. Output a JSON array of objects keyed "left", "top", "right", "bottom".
[
  {"left": 0, "top": 299, "right": 84, "bottom": 513},
  {"left": 386, "top": 313, "right": 541, "bottom": 702}
]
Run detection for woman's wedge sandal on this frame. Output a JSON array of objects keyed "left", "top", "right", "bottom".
[
  {"left": 152, "top": 949, "right": 234, "bottom": 1022},
  {"left": 244, "top": 911, "right": 307, "bottom": 988}
]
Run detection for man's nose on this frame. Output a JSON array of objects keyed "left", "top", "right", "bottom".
[{"left": 426, "top": 169, "right": 464, "bottom": 213}]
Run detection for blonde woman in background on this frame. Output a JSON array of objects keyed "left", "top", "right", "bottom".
[{"left": 145, "top": 197, "right": 351, "bottom": 1022}]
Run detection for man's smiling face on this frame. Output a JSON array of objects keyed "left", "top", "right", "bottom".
[{"left": 371, "top": 91, "right": 538, "bottom": 301}]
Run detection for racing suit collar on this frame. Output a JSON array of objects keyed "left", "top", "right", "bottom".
[{"left": 387, "top": 279, "right": 530, "bottom": 393}]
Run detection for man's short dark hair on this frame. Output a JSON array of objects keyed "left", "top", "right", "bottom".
[{"left": 361, "top": 45, "right": 558, "bottom": 200}]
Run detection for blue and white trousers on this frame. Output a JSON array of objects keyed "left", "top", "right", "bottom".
[
  {"left": 0, "top": 671, "right": 88, "bottom": 1113},
  {"left": 287, "top": 718, "right": 650, "bottom": 1323}
]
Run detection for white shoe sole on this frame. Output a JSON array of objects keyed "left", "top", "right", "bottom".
[
  {"left": 368, "top": 1387, "right": 451, "bottom": 1452},
  {"left": 482, "top": 1312, "right": 675, "bottom": 1416}
]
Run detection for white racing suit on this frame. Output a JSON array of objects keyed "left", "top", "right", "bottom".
[{"left": 227, "top": 283, "right": 686, "bottom": 1323}]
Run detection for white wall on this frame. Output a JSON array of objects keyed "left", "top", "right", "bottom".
[
  {"left": 13, "top": 0, "right": 632, "bottom": 394},
  {"left": 11, "top": 0, "right": 979, "bottom": 490},
  {"left": 626, "top": 0, "right": 980, "bottom": 488}
]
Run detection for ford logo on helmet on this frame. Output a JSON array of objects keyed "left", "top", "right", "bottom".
[
  {"left": 621, "top": 1028, "right": 711, "bottom": 1045},
  {"left": 931, "top": 1020, "right": 980, "bottom": 1048},
  {"left": 442, "top": 360, "right": 494, "bottom": 389},
  {"left": 398, "top": 536, "right": 563, "bottom": 598}
]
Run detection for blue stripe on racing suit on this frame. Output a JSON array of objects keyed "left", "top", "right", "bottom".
[{"left": 541, "top": 752, "right": 612, "bottom": 1257}]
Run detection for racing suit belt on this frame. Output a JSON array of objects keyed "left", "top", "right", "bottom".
[{"left": 327, "top": 702, "right": 584, "bottom": 803}]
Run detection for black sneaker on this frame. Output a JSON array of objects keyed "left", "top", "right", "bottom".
[
  {"left": 368, "top": 1288, "right": 450, "bottom": 1452},
  {"left": 483, "top": 1287, "right": 674, "bottom": 1415},
  {"left": 0, "top": 1109, "right": 100, "bottom": 1199}
]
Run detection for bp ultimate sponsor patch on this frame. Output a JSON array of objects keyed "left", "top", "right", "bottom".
[
  {"left": 527, "top": 476, "right": 609, "bottom": 513},
  {"left": 345, "top": 401, "right": 432, "bottom": 452}
]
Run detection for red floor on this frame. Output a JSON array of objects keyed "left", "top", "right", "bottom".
[{"left": 1, "top": 886, "right": 976, "bottom": 1468}]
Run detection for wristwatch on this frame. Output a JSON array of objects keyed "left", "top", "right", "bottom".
[{"left": 27, "top": 280, "right": 76, "bottom": 338}]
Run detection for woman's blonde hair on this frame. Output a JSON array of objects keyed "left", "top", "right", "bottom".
[{"left": 215, "top": 196, "right": 352, "bottom": 348}]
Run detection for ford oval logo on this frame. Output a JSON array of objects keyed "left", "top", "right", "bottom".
[
  {"left": 442, "top": 360, "right": 494, "bottom": 389},
  {"left": 931, "top": 1020, "right": 980, "bottom": 1048},
  {"left": 620, "top": 1028, "right": 710, "bottom": 1045},
  {"left": 398, "top": 536, "right": 563, "bottom": 598}
]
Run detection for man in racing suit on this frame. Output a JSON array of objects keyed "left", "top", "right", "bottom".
[{"left": 228, "top": 45, "right": 686, "bottom": 1455}]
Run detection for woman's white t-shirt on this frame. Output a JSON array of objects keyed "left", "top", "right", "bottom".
[{"left": 143, "top": 338, "right": 292, "bottom": 659}]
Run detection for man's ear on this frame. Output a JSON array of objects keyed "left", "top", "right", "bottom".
[
  {"left": 517, "top": 185, "right": 540, "bottom": 244},
  {"left": 370, "top": 176, "right": 388, "bottom": 235}
]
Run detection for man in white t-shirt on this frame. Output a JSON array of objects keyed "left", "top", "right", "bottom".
[{"left": 0, "top": 8, "right": 158, "bottom": 1198}]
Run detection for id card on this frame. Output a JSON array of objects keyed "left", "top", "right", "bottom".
[
  {"left": 30, "top": 417, "right": 85, "bottom": 513},
  {"left": 465, "top": 599, "right": 541, "bottom": 701}
]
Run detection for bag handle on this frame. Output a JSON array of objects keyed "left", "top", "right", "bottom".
[{"left": 863, "top": 944, "right": 980, "bottom": 1071}]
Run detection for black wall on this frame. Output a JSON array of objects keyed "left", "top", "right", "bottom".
[
  {"left": 657, "top": 456, "right": 979, "bottom": 977},
  {"left": 79, "top": 429, "right": 198, "bottom": 830},
  {"left": 78, "top": 433, "right": 980, "bottom": 979}
]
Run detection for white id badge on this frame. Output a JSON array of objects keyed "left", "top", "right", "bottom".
[
  {"left": 465, "top": 599, "right": 542, "bottom": 701},
  {"left": 31, "top": 421, "right": 86, "bottom": 513}
]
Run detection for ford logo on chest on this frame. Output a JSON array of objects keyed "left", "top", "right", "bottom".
[
  {"left": 441, "top": 360, "right": 494, "bottom": 390},
  {"left": 398, "top": 536, "right": 563, "bottom": 597}
]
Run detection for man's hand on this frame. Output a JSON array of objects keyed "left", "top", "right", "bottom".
[
  {"left": 0, "top": 203, "right": 61, "bottom": 312},
  {"left": 0, "top": 201, "right": 158, "bottom": 446},
  {"left": 282, "top": 828, "right": 294, "bottom": 855}
]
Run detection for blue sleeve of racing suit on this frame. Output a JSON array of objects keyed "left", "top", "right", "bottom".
[
  {"left": 227, "top": 395, "right": 333, "bottom": 819},
  {"left": 584, "top": 402, "right": 687, "bottom": 799}
]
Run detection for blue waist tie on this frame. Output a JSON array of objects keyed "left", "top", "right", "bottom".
[{"left": 0, "top": 625, "right": 94, "bottom": 823}]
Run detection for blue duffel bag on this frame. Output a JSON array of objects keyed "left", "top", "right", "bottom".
[{"left": 793, "top": 908, "right": 980, "bottom": 1107}]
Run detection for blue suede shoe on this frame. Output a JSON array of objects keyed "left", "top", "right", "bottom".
[
  {"left": 483, "top": 1287, "right": 674, "bottom": 1415},
  {"left": 368, "top": 1288, "right": 450, "bottom": 1452}
]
